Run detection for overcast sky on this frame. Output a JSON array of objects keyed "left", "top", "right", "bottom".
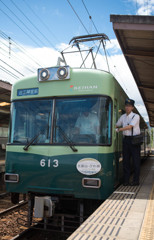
[{"left": 0, "top": 0, "right": 154, "bottom": 121}]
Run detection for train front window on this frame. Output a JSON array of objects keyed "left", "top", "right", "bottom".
[
  {"left": 10, "top": 96, "right": 112, "bottom": 146},
  {"left": 53, "top": 96, "right": 112, "bottom": 145},
  {"left": 10, "top": 100, "right": 53, "bottom": 144}
]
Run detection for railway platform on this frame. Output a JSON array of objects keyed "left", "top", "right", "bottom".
[{"left": 68, "top": 156, "right": 154, "bottom": 240}]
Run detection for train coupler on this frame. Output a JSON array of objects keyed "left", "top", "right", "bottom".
[{"left": 34, "top": 196, "right": 55, "bottom": 218}]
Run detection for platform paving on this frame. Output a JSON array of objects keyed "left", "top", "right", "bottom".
[{"left": 67, "top": 156, "right": 154, "bottom": 240}]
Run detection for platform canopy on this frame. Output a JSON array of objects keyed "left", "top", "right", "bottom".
[
  {"left": 110, "top": 15, "right": 154, "bottom": 127},
  {"left": 0, "top": 80, "right": 11, "bottom": 126}
]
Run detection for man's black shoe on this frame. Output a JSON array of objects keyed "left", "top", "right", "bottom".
[
  {"left": 123, "top": 182, "right": 129, "bottom": 186},
  {"left": 130, "top": 182, "right": 139, "bottom": 186}
]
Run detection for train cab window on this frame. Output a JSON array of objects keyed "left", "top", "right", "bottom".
[
  {"left": 10, "top": 100, "right": 53, "bottom": 144},
  {"left": 53, "top": 96, "right": 112, "bottom": 145},
  {"left": 9, "top": 96, "right": 112, "bottom": 146}
]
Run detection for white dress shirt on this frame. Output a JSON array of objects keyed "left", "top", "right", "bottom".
[
  {"left": 75, "top": 112, "right": 99, "bottom": 134},
  {"left": 116, "top": 111, "right": 140, "bottom": 136}
]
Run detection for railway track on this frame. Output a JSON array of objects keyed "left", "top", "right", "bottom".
[
  {"left": 11, "top": 212, "right": 86, "bottom": 240},
  {"left": 0, "top": 193, "right": 82, "bottom": 240},
  {"left": 11, "top": 227, "right": 70, "bottom": 240},
  {"left": 0, "top": 192, "right": 9, "bottom": 198},
  {"left": 11, "top": 225, "right": 74, "bottom": 239},
  {"left": 0, "top": 194, "right": 28, "bottom": 240},
  {"left": 0, "top": 200, "right": 27, "bottom": 217},
  {"left": 10, "top": 228, "right": 34, "bottom": 240}
]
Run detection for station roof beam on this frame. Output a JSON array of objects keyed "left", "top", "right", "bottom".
[{"left": 110, "top": 15, "right": 154, "bottom": 127}]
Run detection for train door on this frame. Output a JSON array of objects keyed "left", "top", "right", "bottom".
[{"left": 113, "top": 99, "right": 119, "bottom": 186}]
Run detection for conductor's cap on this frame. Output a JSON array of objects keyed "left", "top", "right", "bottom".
[{"left": 125, "top": 99, "right": 135, "bottom": 106}]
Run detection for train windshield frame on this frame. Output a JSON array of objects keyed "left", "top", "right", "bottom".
[{"left": 9, "top": 96, "right": 112, "bottom": 146}]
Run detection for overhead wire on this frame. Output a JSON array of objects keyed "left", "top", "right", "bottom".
[
  {"left": 66, "top": 0, "right": 89, "bottom": 34},
  {"left": 0, "top": 0, "right": 46, "bottom": 48},
  {"left": 0, "top": 38, "right": 28, "bottom": 77},
  {"left": 0, "top": 58, "right": 24, "bottom": 76},
  {"left": 11, "top": 39, "right": 42, "bottom": 67},
  {"left": 0, "top": 41, "right": 38, "bottom": 72},
  {"left": 0, "top": 0, "right": 121, "bottom": 82},
  {"left": 0, "top": 30, "right": 42, "bottom": 67},
  {"left": 106, "top": 49, "right": 129, "bottom": 94},
  {"left": 81, "top": 0, "right": 133, "bottom": 89},
  {"left": 0, "top": 30, "right": 42, "bottom": 82},
  {"left": 0, "top": 65, "right": 19, "bottom": 79},
  {"left": 0, "top": 37, "right": 11, "bottom": 50},
  {"left": 0, "top": 48, "right": 35, "bottom": 73},
  {"left": 81, "top": 0, "right": 130, "bottom": 92},
  {"left": 10, "top": 0, "right": 56, "bottom": 50},
  {"left": 0, "top": 8, "right": 42, "bottom": 48},
  {"left": 0, "top": 1, "right": 60, "bottom": 81},
  {"left": 81, "top": 0, "right": 110, "bottom": 71},
  {"left": 66, "top": 0, "right": 107, "bottom": 69},
  {"left": 22, "top": 0, "right": 59, "bottom": 44},
  {"left": 81, "top": 0, "right": 99, "bottom": 33}
]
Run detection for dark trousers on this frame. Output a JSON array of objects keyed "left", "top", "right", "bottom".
[{"left": 123, "top": 137, "right": 141, "bottom": 183}]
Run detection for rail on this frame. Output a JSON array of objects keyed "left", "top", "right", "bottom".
[{"left": 0, "top": 200, "right": 28, "bottom": 217}]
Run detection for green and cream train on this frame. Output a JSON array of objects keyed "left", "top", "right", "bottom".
[{"left": 4, "top": 65, "right": 150, "bottom": 218}]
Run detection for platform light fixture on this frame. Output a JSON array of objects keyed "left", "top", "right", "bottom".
[{"left": 0, "top": 102, "right": 10, "bottom": 107}]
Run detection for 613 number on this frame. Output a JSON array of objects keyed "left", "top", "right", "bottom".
[{"left": 40, "top": 159, "right": 59, "bottom": 168}]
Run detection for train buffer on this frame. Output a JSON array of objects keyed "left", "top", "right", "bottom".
[{"left": 68, "top": 156, "right": 154, "bottom": 240}]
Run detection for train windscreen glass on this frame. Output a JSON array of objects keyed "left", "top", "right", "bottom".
[
  {"left": 9, "top": 96, "right": 112, "bottom": 146},
  {"left": 54, "top": 96, "right": 112, "bottom": 145},
  {"left": 10, "top": 100, "right": 53, "bottom": 144}
]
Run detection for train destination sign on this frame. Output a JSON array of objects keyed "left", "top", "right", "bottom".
[
  {"left": 76, "top": 158, "right": 101, "bottom": 175},
  {"left": 17, "top": 88, "right": 39, "bottom": 96}
]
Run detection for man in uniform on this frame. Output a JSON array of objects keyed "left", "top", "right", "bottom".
[
  {"left": 116, "top": 99, "right": 141, "bottom": 186},
  {"left": 75, "top": 107, "right": 99, "bottom": 135}
]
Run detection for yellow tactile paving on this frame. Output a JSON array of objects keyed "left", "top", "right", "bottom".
[
  {"left": 68, "top": 191, "right": 138, "bottom": 239},
  {"left": 139, "top": 184, "right": 154, "bottom": 240},
  {"left": 67, "top": 157, "right": 154, "bottom": 240}
]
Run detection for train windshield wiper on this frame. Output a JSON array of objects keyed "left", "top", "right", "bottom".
[
  {"left": 23, "top": 133, "right": 41, "bottom": 151},
  {"left": 23, "top": 120, "right": 50, "bottom": 151},
  {"left": 56, "top": 125, "right": 78, "bottom": 152}
]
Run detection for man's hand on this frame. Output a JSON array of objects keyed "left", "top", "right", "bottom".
[{"left": 116, "top": 128, "right": 119, "bottom": 133}]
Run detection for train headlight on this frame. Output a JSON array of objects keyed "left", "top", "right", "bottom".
[
  {"left": 57, "top": 67, "right": 68, "bottom": 79},
  {"left": 40, "top": 68, "right": 50, "bottom": 81},
  {"left": 38, "top": 66, "right": 70, "bottom": 82},
  {"left": 4, "top": 173, "right": 19, "bottom": 183},
  {"left": 82, "top": 178, "right": 101, "bottom": 188}
]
